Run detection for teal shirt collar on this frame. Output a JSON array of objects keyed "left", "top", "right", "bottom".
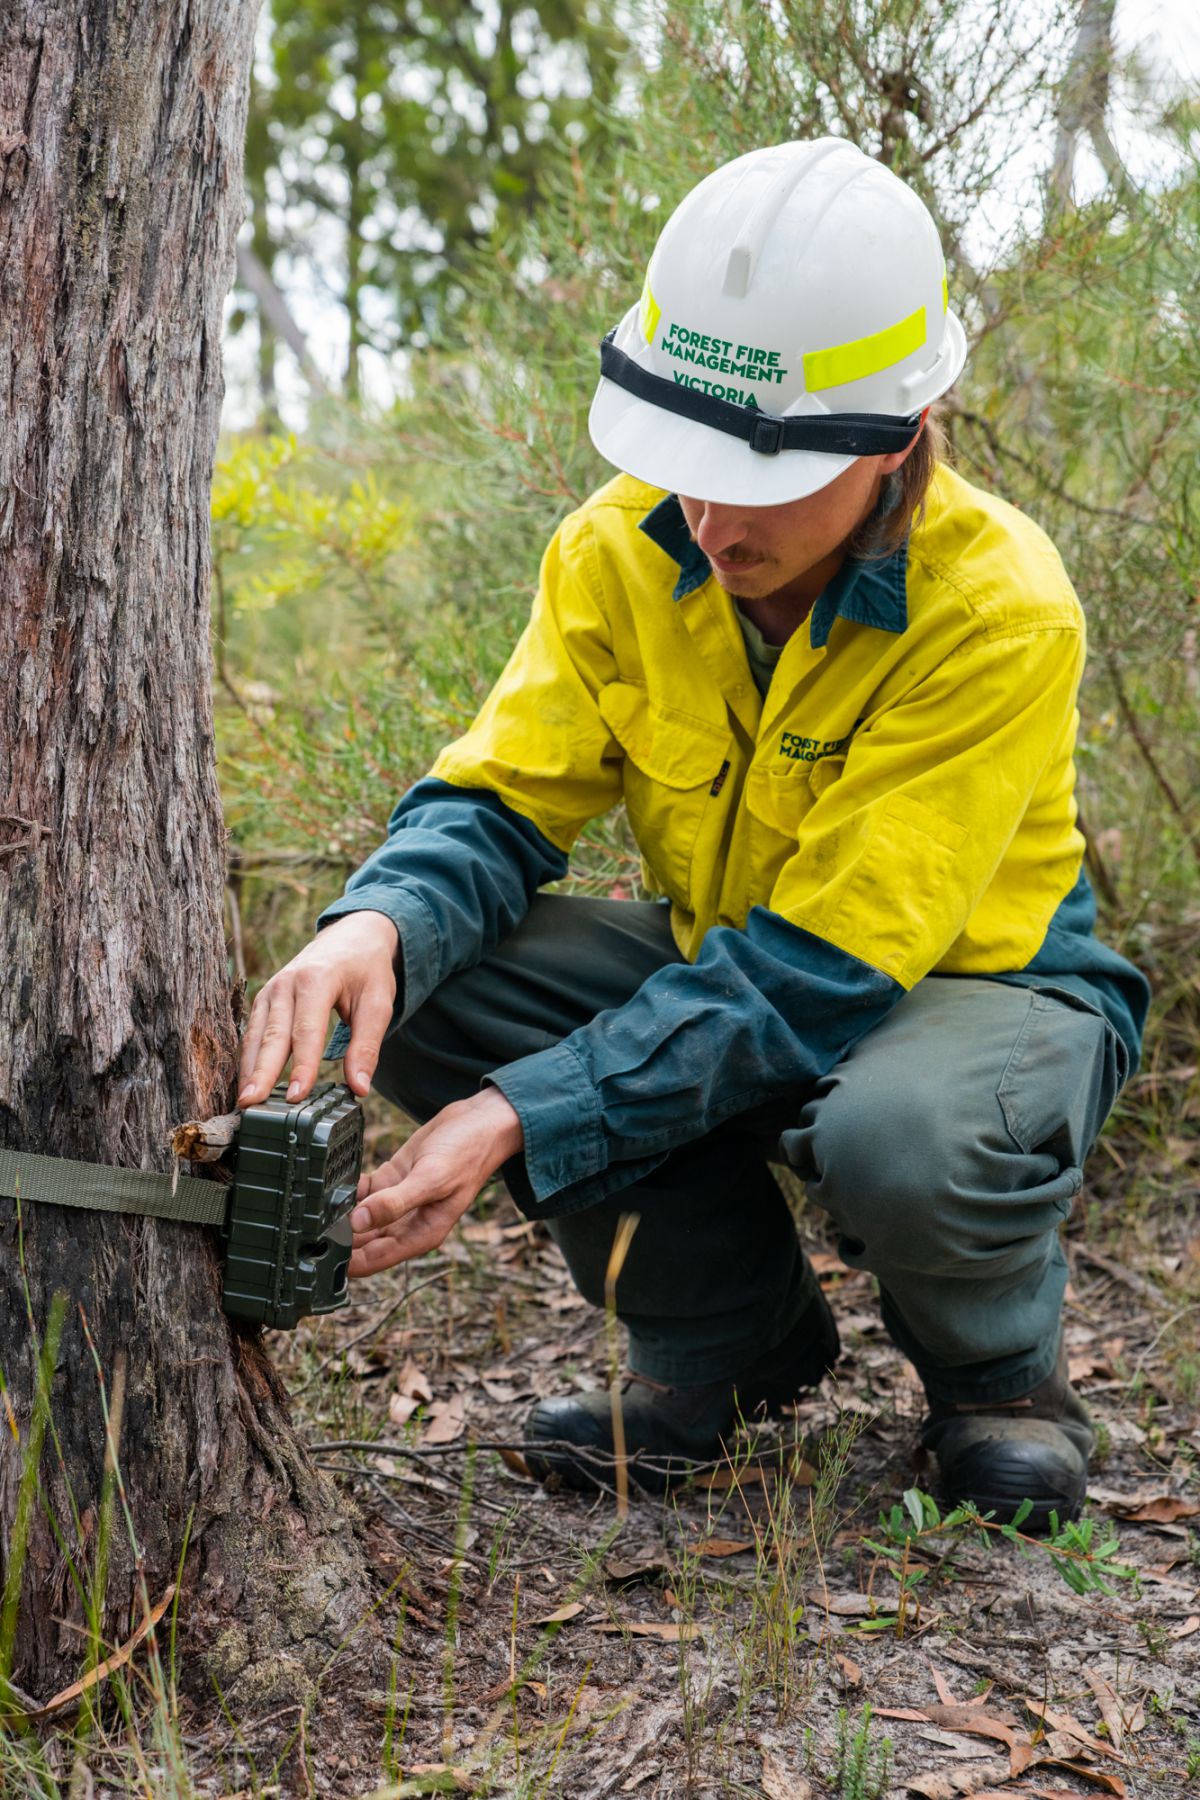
[{"left": 639, "top": 491, "right": 909, "bottom": 650}]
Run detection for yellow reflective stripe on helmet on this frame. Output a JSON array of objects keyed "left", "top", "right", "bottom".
[
  {"left": 803, "top": 304, "right": 927, "bottom": 393},
  {"left": 942, "top": 270, "right": 948, "bottom": 313},
  {"left": 640, "top": 280, "right": 661, "bottom": 345}
]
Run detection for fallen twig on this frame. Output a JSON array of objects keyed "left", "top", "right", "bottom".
[{"left": 1072, "top": 1245, "right": 1167, "bottom": 1307}]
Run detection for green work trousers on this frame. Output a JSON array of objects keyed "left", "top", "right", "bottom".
[{"left": 372, "top": 895, "right": 1122, "bottom": 1404}]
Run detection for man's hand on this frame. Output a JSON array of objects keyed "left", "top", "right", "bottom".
[
  {"left": 237, "top": 911, "right": 400, "bottom": 1107},
  {"left": 348, "top": 1088, "right": 525, "bottom": 1276}
]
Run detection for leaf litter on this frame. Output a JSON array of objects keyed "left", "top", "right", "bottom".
[{"left": 265, "top": 1178, "right": 1200, "bottom": 1799}]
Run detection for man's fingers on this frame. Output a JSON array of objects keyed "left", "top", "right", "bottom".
[
  {"left": 237, "top": 988, "right": 296, "bottom": 1106},
  {"left": 349, "top": 1206, "right": 454, "bottom": 1276},
  {"left": 349, "top": 1184, "right": 417, "bottom": 1236},
  {"left": 355, "top": 1150, "right": 410, "bottom": 1203},
  {"left": 349, "top": 1164, "right": 448, "bottom": 1236},
  {"left": 283, "top": 976, "right": 342, "bottom": 1101},
  {"left": 342, "top": 982, "right": 396, "bottom": 1098}
]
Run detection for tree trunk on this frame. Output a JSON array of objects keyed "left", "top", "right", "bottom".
[
  {"left": 0, "top": 1, "right": 375, "bottom": 1704},
  {"left": 345, "top": 38, "right": 365, "bottom": 402},
  {"left": 1047, "top": 0, "right": 1127, "bottom": 215},
  {"left": 237, "top": 239, "right": 330, "bottom": 400}
]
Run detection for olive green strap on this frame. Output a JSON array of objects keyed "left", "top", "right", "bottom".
[{"left": 0, "top": 1149, "right": 227, "bottom": 1226}]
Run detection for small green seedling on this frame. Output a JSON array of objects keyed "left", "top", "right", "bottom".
[{"left": 857, "top": 1487, "right": 1137, "bottom": 1636}]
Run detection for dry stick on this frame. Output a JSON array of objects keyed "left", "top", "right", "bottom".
[
  {"left": 316, "top": 1445, "right": 592, "bottom": 1567},
  {"left": 604, "top": 1213, "right": 641, "bottom": 1524},
  {"left": 1072, "top": 1244, "right": 1167, "bottom": 1307},
  {"left": 308, "top": 1435, "right": 776, "bottom": 1480},
  {"left": 169, "top": 1111, "right": 240, "bottom": 1165},
  {"left": 316, "top": 1448, "right": 520, "bottom": 1523},
  {"left": 330, "top": 1445, "right": 645, "bottom": 1531}
]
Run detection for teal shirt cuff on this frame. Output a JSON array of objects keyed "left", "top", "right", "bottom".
[
  {"left": 486, "top": 1042, "right": 607, "bottom": 1203},
  {"left": 318, "top": 886, "right": 440, "bottom": 1061},
  {"left": 315, "top": 778, "right": 568, "bottom": 1064}
]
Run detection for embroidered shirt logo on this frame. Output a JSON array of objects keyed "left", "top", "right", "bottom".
[{"left": 778, "top": 729, "right": 853, "bottom": 765}]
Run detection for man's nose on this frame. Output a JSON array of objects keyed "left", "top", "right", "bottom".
[{"left": 692, "top": 504, "right": 751, "bottom": 559}]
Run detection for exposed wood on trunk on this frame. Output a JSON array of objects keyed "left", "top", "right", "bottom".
[{"left": 0, "top": 1, "right": 377, "bottom": 1700}]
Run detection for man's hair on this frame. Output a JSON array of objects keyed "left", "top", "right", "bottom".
[{"left": 846, "top": 406, "right": 948, "bottom": 561}]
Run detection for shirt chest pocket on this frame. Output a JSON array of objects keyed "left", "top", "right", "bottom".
[
  {"left": 598, "top": 680, "right": 731, "bottom": 910},
  {"left": 744, "top": 755, "right": 841, "bottom": 839}
]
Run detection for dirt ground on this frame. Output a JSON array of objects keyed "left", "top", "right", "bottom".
[{"left": 192, "top": 1134, "right": 1198, "bottom": 1800}]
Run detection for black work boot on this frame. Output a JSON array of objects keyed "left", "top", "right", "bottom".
[
  {"left": 524, "top": 1282, "right": 839, "bottom": 1494},
  {"left": 919, "top": 1340, "right": 1094, "bottom": 1533}
]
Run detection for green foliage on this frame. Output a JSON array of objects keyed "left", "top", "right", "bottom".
[
  {"left": 212, "top": 431, "right": 414, "bottom": 632},
  {"left": 863, "top": 1486, "right": 1139, "bottom": 1624},
  {"left": 241, "top": 0, "right": 628, "bottom": 391},
  {"left": 832, "top": 1703, "right": 893, "bottom": 1800}
]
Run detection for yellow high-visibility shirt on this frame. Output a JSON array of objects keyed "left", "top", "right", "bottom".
[
  {"left": 322, "top": 465, "right": 1146, "bottom": 1207},
  {"left": 433, "top": 465, "right": 1120, "bottom": 999}
]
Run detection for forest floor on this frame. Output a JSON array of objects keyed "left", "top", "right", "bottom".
[{"left": 196, "top": 1117, "right": 1198, "bottom": 1800}]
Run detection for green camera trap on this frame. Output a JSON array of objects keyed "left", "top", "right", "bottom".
[{"left": 221, "top": 1081, "right": 365, "bottom": 1329}]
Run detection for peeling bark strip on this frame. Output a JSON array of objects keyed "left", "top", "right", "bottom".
[{"left": 0, "top": 3, "right": 375, "bottom": 1698}]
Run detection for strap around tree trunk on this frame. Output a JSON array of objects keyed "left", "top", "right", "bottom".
[{"left": 0, "top": 1148, "right": 227, "bottom": 1226}]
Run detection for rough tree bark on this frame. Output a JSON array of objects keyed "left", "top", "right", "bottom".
[{"left": 0, "top": 2, "right": 376, "bottom": 1703}]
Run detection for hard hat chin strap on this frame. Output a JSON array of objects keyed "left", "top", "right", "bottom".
[{"left": 599, "top": 332, "right": 921, "bottom": 459}]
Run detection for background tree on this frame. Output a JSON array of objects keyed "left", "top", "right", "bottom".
[
  {"left": 0, "top": 0, "right": 375, "bottom": 1703},
  {"left": 236, "top": 0, "right": 627, "bottom": 402}
]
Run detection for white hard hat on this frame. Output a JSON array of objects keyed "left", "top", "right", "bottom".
[{"left": 589, "top": 139, "right": 967, "bottom": 506}]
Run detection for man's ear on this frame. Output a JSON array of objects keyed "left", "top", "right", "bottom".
[{"left": 884, "top": 406, "right": 931, "bottom": 473}]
